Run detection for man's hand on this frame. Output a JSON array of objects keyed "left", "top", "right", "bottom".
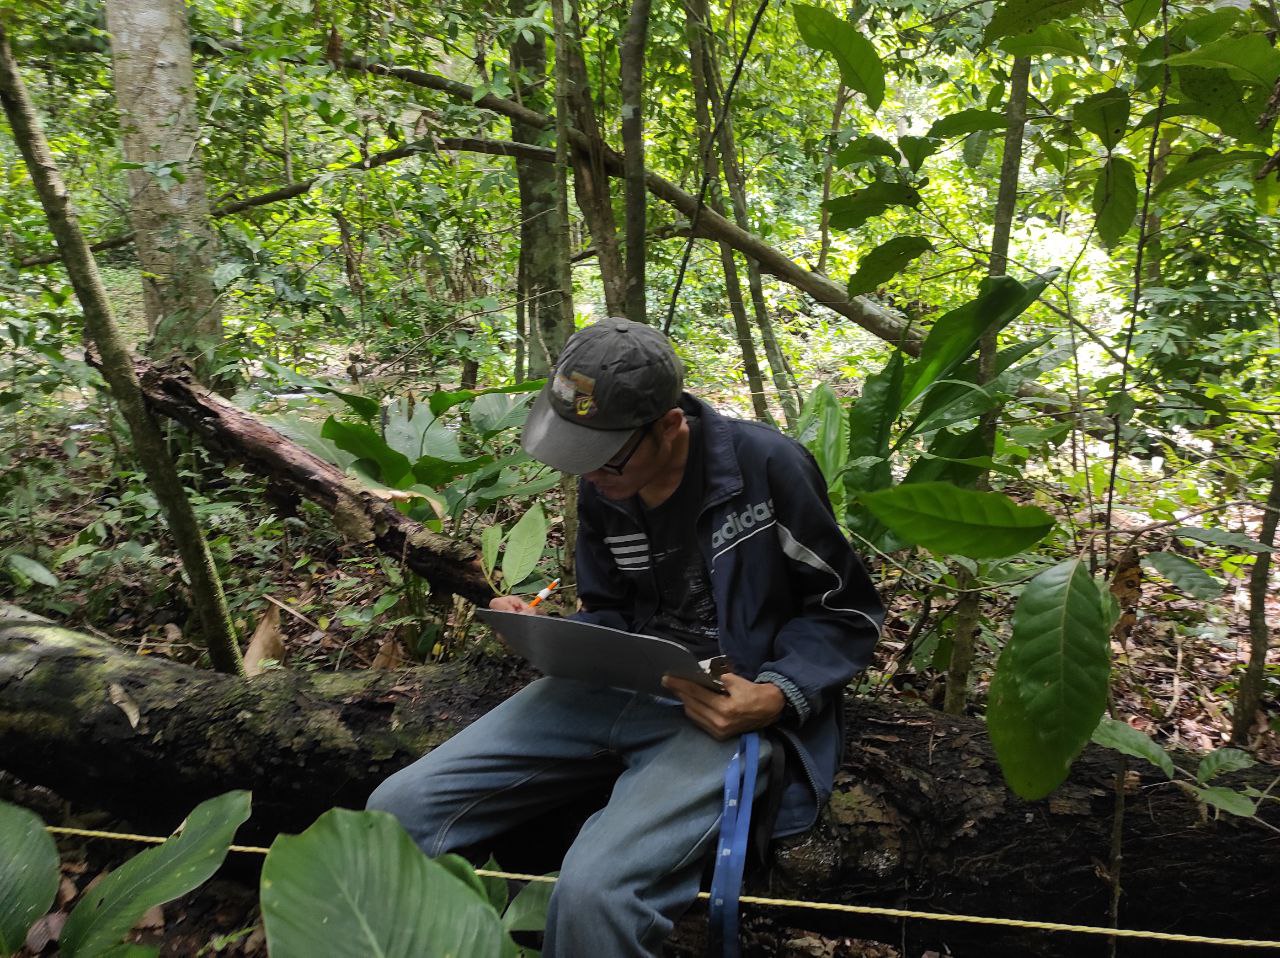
[
  {"left": 661, "top": 673, "right": 784, "bottom": 741},
  {"left": 488, "top": 595, "right": 545, "bottom": 614}
]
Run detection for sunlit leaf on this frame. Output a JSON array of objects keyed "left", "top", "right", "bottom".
[
  {"left": 1153, "top": 148, "right": 1267, "bottom": 199},
  {"left": 984, "top": 0, "right": 1099, "bottom": 41},
  {"left": 793, "top": 4, "right": 885, "bottom": 110},
  {"left": 1167, "top": 34, "right": 1280, "bottom": 90},
  {"left": 1172, "top": 526, "right": 1276, "bottom": 554},
  {"left": 7, "top": 554, "right": 59, "bottom": 588}
]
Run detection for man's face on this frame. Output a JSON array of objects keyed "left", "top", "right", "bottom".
[{"left": 581, "top": 411, "right": 680, "bottom": 500}]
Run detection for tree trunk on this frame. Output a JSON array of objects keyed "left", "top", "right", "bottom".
[
  {"left": 943, "top": 57, "right": 1031, "bottom": 716},
  {"left": 509, "top": 0, "right": 569, "bottom": 378},
  {"left": 103, "top": 0, "right": 225, "bottom": 378},
  {"left": 684, "top": 1, "right": 771, "bottom": 424},
  {"left": 1231, "top": 456, "right": 1280, "bottom": 745},
  {"left": 817, "top": 84, "right": 849, "bottom": 276},
  {"left": 0, "top": 25, "right": 243, "bottom": 677},
  {"left": 124, "top": 354, "right": 495, "bottom": 606},
  {"left": 3, "top": 620, "right": 1277, "bottom": 957},
  {"left": 693, "top": 0, "right": 801, "bottom": 424},
  {"left": 619, "top": 0, "right": 652, "bottom": 324}
]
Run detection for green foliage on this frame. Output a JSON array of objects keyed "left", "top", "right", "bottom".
[
  {"left": 797, "top": 384, "right": 850, "bottom": 521},
  {"left": 1140, "top": 551, "right": 1223, "bottom": 599},
  {"left": 1092, "top": 156, "right": 1137, "bottom": 249},
  {"left": 988, "top": 560, "right": 1110, "bottom": 799},
  {"left": 858, "top": 483, "right": 1055, "bottom": 559},
  {"left": 1195, "top": 747, "right": 1256, "bottom": 785},
  {"left": 1172, "top": 526, "right": 1275, "bottom": 554},
  {"left": 927, "top": 109, "right": 1008, "bottom": 140},
  {"left": 1073, "top": 89, "right": 1130, "bottom": 152},
  {"left": 824, "top": 182, "right": 922, "bottom": 231},
  {"left": 1091, "top": 716, "right": 1174, "bottom": 777},
  {"left": 1166, "top": 34, "right": 1280, "bottom": 90},
  {"left": 984, "top": 0, "right": 1099, "bottom": 41},
  {"left": 792, "top": 5, "right": 885, "bottom": 110},
  {"left": 847, "top": 237, "right": 934, "bottom": 298},
  {"left": 0, "top": 802, "right": 60, "bottom": 954},
  {"left": 61, "top": 792, "right": 252, "bottom": 957},
  {"left": 501, "top": 503, "right": 549, "bottom": 589},
  {"left": 5, "top": 553, "right": 59, "bottom": 588},
  {"left": 260, "top": 808, "right": 517, "bottom": 958}
]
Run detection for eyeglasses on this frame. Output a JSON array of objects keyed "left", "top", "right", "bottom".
[{"left": 598, "top": 422, "right": 653, "bottom": 475}]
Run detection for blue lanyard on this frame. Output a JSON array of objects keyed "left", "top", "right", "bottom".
[{"left": 708, "top": 731, "right": 759, "bottom": 958}]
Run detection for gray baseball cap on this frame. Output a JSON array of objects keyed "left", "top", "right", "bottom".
[{"left": 522, "top": 317, "right": 684, "bottom": 473}]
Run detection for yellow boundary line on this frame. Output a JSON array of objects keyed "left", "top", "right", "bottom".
[{"left": 45, "top": 825, "right": 1280, "bottom": 949}]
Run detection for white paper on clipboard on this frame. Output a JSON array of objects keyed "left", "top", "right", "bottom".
[{"left": 476, "top": 609, "right": 724, "bottom": 697}]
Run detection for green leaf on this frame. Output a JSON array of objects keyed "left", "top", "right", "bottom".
[
  {"left": 322, "top": 417, "right": 414, "bottom": 488},
  {"left": 901, "top": 273, "right": 1052, "bottom": 410},
  {"left": 1193, "top": 785, "right": 1258, "bottom": 818},
  {"left": 1091, "top": 716, "right": 1174, "bottom": 777},
  {"left": 858, "top": 483, "right": 1055, "bottom": 558},
  {"left": 1167, "top": 34, "right": 1280, "bottom": 90},
  {"left": 7, "top": 554, "right": 59, "bottom": 588},
  {"left": 1173, "top": 526, "right": 1276, "bottom": 554},
  {"left": 987, "top": 560, "right": 1110, "bottom": 799},
  {"left": 901, "top": 425, "right": 992, "bottom": 488},
  {"left": 1074, "top": 89, "right": 1130, "bottom": 151},
  {"left": 261, "top": 809, "right": 514, "bottom": 958},
  {"left": 792, "top": 4, "right": 885, "bottom": 110},
  {"left": 502, "top": 503, "right": 548, "bottom": 588},
  {"left": 845, "top": 352, "right": 904, "bottom": 496},
  {"left": 384, "top": 400, "right": 464, "bottom": 463},
  {"left": 824, "top": 182, "right": 921, "bottom": 231},
  {"left": 481, "top": 524, "right": 503, "bottom": 578},
  {"left": 846, "top": 236, "right": 934, "bottom": 297},
  {"left": 984, "top": 0, "right": 1098, "bottom": 41},
  {"left": 998, "top": 22, "right": 1090, "bottom": 57},
  {"left": 502, "top": 876, "right": 556, "bottom": 934},
  {"left": 413, "top": 454, "right": 495, "bottom": 488},
  {"left": 1196, "top": 747, "right": 1256, "bottom": 784},
  {"left": 313, "top": 387, "right": 380, "bottom": 423},
  {"left": 62, "top": 792, "right": 251, "bottom": 958},
  {"left": 0, "top": 802, "right": 60, "bottom": 954},
  {"left": 1153, "top": 149, "right": 1267, "bottom": 199},
  {"left": 834, "top": 134, "right": 900, "bottom": 168},
  {"left": 428, "top": 380, "right": 545, "bottom": 418},
  {"left": 961, "top": 130, "right": 991, "bottom": 169},
  {"left": 797, "top": 384, "right": 849, "bottom": 519},
  {"left": 898, "top": 135, "right": 941, "bottom": 172},
  {"left": 1141, "top": 551, "right": 1222, "bottom": 599},
  {"left": 927, "top": 109, "right": 1009, "bottom": 140},
  {"left": 471, "top": 393, "right": 533, "bottom": 437},
  {"left": 1168, "top": 68, "right": 1273, "bottom": 145},
  {"left": 1123, "top": 0, "right": 1159, "bottom": 29},
  {"left": 1092, "top": 156, "right": 1138, "bottom": 249}
]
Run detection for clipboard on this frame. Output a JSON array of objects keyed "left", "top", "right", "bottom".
[{"left": 476, "top": 609, "right": 725, "bottom": 697}]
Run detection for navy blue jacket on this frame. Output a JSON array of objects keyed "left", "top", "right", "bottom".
[{"left": 572, "top": 394, "right": 884, "bottom": 836}]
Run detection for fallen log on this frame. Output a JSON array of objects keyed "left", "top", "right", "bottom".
[
  {"left": 3, "top": 619, "right": 1277, "bottom": 957},
  {"left": 127, "top": 355, "right": 494, "bottom": 607}
]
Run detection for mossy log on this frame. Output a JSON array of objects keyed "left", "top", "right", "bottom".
[
  {"left": 127, "top": 355, "right": 494, "bottom": 606},
  {"left": 3, "top": 620, "right": 1278, "bottom": 957}
]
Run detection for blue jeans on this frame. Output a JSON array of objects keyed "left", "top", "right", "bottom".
[{"left": 366, "top": 677, "right": 771, "bottom": 957}]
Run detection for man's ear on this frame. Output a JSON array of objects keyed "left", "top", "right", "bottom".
[{"left": 657, "top": 407, "right": 685, "bottom": 437}]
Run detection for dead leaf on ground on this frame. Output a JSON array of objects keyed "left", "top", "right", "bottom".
[
  {"left": 25, "top": 912, "right": 67, "bottom": 951},
  {"left": 108, "top": 683, "right": 140, "bottom": 729},
  {"left": 244, "top": 605, "right": 287, "bottom": 676},
  {"left": 371, "top": 637, "right": 407, "bottom": 670},
  {"left": 133, "top": 903, "right": 164, "bottom": 931}
]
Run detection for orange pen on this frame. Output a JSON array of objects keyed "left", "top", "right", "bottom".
[{"left": 528, "top": 578, "right": 560, "bottom": 608}]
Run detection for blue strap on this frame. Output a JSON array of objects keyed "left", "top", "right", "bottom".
[{"left": 708, "top": 731, "right": 759, "bottom": 958}]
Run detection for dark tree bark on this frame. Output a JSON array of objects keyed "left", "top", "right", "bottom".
[
  {"left": 2, "top": 620, "right": 1278, "bottom": 957},
  {"left": 126, "top": 355, "right": 494, "bottom": 606},
  {"left": 619, "top": 0, "right": 653, "bottom": 323},
  {"left": 1231, "top": 457, "right": 1280, "bottom": 745}
]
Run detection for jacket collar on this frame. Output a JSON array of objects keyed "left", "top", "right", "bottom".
[{"left": 678, "top": 394, "right": 743, "bottom": 511}]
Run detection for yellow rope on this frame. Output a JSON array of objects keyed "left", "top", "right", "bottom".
[{"left": 44, "top": 825, "right": 1280, "bottom": 949}]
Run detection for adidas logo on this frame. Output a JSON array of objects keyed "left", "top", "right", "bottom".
[{"left": 711, "top": 500, "right": 774, "bottom": 550}]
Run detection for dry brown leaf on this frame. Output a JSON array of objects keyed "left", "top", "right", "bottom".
[
  {"left": 134, "top": 903, "right": 165, "bottom": 931},
  {"left": 108, "top": 683, "right": 140, "bottom": 729},
  {"left": 371, "top": 637, "right": 407, "bottom": 670},
  {"left": 244, "top": 605, "right": 287, "bottom": 677},
  {"left": 57, "top": 875, "right": 77, "bottom": 906},
  {"left": 25, "top": 912, "right": 67, "bottom": 952}
]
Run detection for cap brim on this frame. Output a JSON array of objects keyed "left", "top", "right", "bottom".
[{"left": 522, "top": 387, "right": 634, "bottom": 474}]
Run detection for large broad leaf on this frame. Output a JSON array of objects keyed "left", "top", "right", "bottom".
[
  {"left": 61, "top": 792, "right": 251, "bottom": 958},
  {"left": 1074, "top": 89, "right": 1130, "bottom": 151},
  {"left": 1123, "top": 0, "right": 1159, "bottom": 29},
  {"left": 899, "top": 273, "right": 1052, "bottom": 410},
  {"left": 322, "top": 417, "right": 414, "bottom": 488},
  {"left": 1193, "top": 786, "right": 1257, "bottom": 817},
  {"left": 987, "top": 560, "right": 1110, "bottom": 799},
  {"left": 792, "top": 5, "right": 885, "bottom": 110},
  {"left": 900, "top": 425, "right": 991, "bottom": 488},
  {"left": 998, "top": 22, "right": 1090, "bottom": 57},
  {"left": 481, "top": 524, "right": 503, "bottom": 578},
  {"left": 1170, "top": 67, "right": 1273, "bottom": 145},
  {"left": 1092, "top": 156, "right": 1138, "bottom": 249},
  {"left": 1153, "top": 148, "right": 1267, "bottom": 199},
  {"left": 825, "top": 182, "right": 920, "bottom": 232},
  {"left": 845, "top": 353, "right": 903, "bottom": 496},
  {"left": 412, "top": 453, "right": 494, "bottom": 488},
  {"left": 261, "top": 809, "right": 514, "bottom": 958},
  {"left": 7, "top": 554, "right": 59, "bottom": 588},
  {"left": 1173, "top": 526, "right": 1275, "bottom": 554},
  {"left": 846, "top": 236, "right": 933, "bottom": 297},
  {"left": 384, "top": 399, "right": 466, "bottom": 463},
  {"left": 796, "top": 384, "right": 849, "bottom": 519},
  {"left": 428, "top": 380, "right": 545, "bottom": 418},
  {"left": 1167, "top": 34, "right": 1280, "bottom": 90},
  {"left": 471, "top": 393, "right": 533, "bottom": 437},
  {"left": 1196, "top": 747, "right": 1256, "bottom": 784},
  {"left": 897, "top": 135, "right": 940, "bottom": 172},
  {"left": 502, "top": 503, "right": 548, "bottom": 589},
  {"left": 1091, "top": 716, "right": 1174, "bottom": 777},
  {"left": 0, "top": 802, "right": 60, "bottom": 954},
  {"left": 1141, "top": 551, "right": 1222, "bottom": 598},
  {"left": 984, "top": 0, "right": 1098, "bottom": 41},
  {"left": 834, "top": 134, "right": 900, "bottom": 168},
  {"left": 927, "top": 109, "right": 1008, "bottom": 140},
  {"left": 502, "top": 875, "right": 556, "bottom": 934},
  {"left": 858, "top": 483, "right": 1055, "bottom": 558}
]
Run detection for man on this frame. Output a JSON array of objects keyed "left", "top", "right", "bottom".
[{"left": 368, "top": 317, "right": 882, "bottom": 955}]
